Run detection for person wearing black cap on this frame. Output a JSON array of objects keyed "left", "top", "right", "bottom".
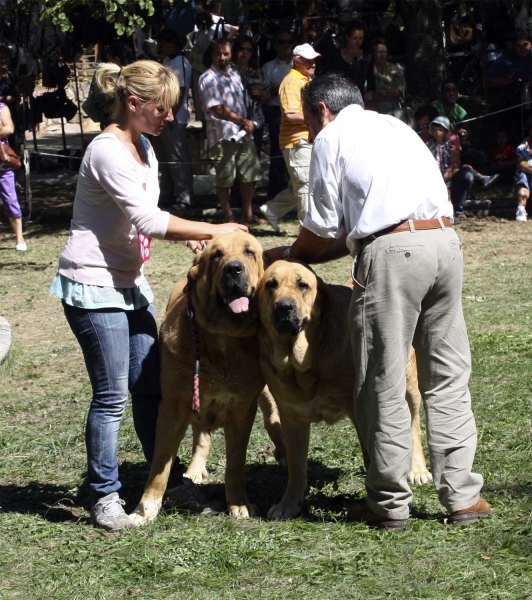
[{"left": 152, "top": 29, "right": 194, "bottom": 210}]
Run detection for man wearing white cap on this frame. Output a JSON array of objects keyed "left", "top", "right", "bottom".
[{"left": 260, "top": 43, "right": 320, "bottom": 232}]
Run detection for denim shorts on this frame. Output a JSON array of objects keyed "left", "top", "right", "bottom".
[{"left": 515, "top": 170, "right": 532, "bottom": 190}]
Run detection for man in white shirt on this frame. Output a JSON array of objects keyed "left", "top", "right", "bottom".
[
  {"left": 154, "top": 29, "right": 193, "bottom": 209},
  {"left": 266, "top": 73, "right": 490, "bottom": 530},
  {"left": 262, "top": 29, "right": 293, "bottom": 200}
]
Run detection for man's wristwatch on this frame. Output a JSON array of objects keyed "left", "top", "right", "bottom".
[{"left": 282, "top": 246, "right": 291, "bottom": 260}]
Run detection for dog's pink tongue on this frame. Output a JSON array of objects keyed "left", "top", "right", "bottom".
[{"left": 228, "top": 297, "right": 249, "bottom": 313}]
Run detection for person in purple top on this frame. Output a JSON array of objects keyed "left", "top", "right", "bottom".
[{"left": 0, "top": 102, "right": 25, "bottom": 251}]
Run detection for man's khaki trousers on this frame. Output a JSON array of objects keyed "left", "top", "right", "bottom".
[
  {"left": 348, "top": 226, "right": 484, "bottom": 520},
  {"left": 263, "top": 140, "right": 311, "bottom": 226}
]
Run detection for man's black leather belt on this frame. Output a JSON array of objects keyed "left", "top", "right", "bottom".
[{"left": 363, "top": 217, "right": 452, "bottom": 243}]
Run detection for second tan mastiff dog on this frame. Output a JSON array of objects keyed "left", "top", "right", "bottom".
[
  {"left": 130, "top": 232, "right": 285, "bottom": 526},
  {"left": 257, "top": 260, "right": 431, "bottom": 520}
]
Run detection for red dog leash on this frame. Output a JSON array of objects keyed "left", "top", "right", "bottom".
[{"left": 186, "top": 274, "right": 201, "bottom": 415}]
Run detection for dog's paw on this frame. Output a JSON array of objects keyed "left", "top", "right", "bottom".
[
  {"left": 267, "top": 501, "right": 302, "bottom": 520},
  {"left": 129, "top": 501, "right": 162, "bottom": 527},
  {"left": 228, "top": 503, "right": 258, "bottom": 518},
  {"left": 184, "top": 467, "right": 209, "bottom": 484},
  {"left": 408, "top": 468, "right": 433, "bottom": 486},
  {"left": 274, "top": 446, "right": 287, "bottom": 468},
  {"left": 276, "top": 456, "right": 288, "bottom": 469}
]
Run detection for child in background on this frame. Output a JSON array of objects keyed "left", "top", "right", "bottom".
[
  {"left": 489, "top": 130, "right": 517, "bottom": 183},
  {"left": 426, "top": 116, "right": 499, "bottom": 217}
]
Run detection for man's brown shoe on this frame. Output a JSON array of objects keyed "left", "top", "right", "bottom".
[
  {"left": 346, "top": 503, "right": 408, "bottom": 531},
  {"left": 448, "top": 497, "right": 491, "bottom": 525}
]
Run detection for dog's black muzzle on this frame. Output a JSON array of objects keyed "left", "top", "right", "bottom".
[
  {"left": 272, "top": 299, "right": 301, "bottom": 336},
  {"left": 222, "top": 260, "right": 249, "bottom": 297}
]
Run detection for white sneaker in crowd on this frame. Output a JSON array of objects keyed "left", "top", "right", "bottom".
[
  {"left": 260, "top": 204, "right": 280, "bottom": 233},
  {"left": 16, "top": 242, "right": 27, "bottom": 251},
  {"left": 516, "top": 207, "right": 528, "bottom": 222},
  {"left": 480, "top": 174, "right": 500, "bottom": 188}
]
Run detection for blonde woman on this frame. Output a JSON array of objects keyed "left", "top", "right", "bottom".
[{"left": 50, "top": 60, "right": 246, "bottom": 531}]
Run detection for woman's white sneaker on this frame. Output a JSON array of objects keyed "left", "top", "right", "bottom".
[{"left": 90, "top": 492, "right": 133, "bottom": 531}]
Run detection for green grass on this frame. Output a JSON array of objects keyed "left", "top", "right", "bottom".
[{"left": 1, "top": 216, "right": 532, "bottom": 600}]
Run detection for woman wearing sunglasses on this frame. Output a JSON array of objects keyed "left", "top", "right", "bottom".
[{"left": 232, "top": 35, "right": 271, "bottom": 154}]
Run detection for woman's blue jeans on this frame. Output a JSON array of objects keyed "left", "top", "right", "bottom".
[{"left": 63, "top": 302, "right": 162, "bottom": 502}]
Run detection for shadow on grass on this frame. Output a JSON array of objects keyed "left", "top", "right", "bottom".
[
  {"left": 0, "top": 261, "right": 53, "bottom": 270},
  {"left": 5, "top": 461, "right": 526, "bottom": 526},
  {"left": 0, "top": 459, "right": 432, "bottom": 524},
  {"left": 0, "top": 462, "right": 156, "bottom": 524},
  {"left": 0, "top": 481, "right": 87, "bottom": 523},
  {"left": 122, "top": 458, "right": 344, "bottom": 521}
]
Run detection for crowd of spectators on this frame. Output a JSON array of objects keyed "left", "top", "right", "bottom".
[
  {"left": 158, "top": 2, "right": 532, "bottom": 224},
  {"left": 2, "top": 1, "right": 532, "bottom": 229}
]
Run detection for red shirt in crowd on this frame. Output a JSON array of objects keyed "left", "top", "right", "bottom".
[{"left": 489, "top": 143, "right": 516, "bottom": 165}]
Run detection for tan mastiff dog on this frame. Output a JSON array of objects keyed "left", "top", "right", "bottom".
[
  {"left": 257, "top": 260, "right": 431, "bottom": 520},
  {"left": 130, "top": 232, "right": 285, "bottom": 526}
]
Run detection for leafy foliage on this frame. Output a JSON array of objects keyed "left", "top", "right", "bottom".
[{"left": 39, "top": 0, "right": 155, "bottom": 37}]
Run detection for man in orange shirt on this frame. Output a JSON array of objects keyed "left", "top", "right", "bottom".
[{"left": 260, "top": 44, "right": 320, "bottom": 232}]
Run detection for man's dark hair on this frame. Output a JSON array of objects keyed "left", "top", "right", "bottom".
[
  {"left": 514, "top": 29, "right": 532, "bottom": 43},
  {"left": 274, "top": 28, "right": 293, "bottom": 42},
  {"left": 107, "top": 42, "right": 136, "bottom": 66},
  {"left": 196, "top": 10, "right": 214, "bottom": 29},
  {"left": 0, "top": 44, "right": 11, "bottom": 60},
  {"left": 301, "top": 73, "right": 364, "bottom": 120},
  {"left": 441, "top": 78, "right": 459, "bottom": 92},
  {"left": 344, "top": 19, "right": 365, "bottom": 37},
  {"left": 414, "top": 104, "right": 438, "bottom": 122},
  {"left": 211, "top": 37, "right": 232, "bottom": 55}
]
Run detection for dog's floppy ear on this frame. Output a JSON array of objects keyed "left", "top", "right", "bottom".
[
  {"left": 310, "top": 272, "right": 329, "bottom": 320},
  {"left": 262, "top": 250, "right": 272, "bottom": 271},
  {"left": 187, "top": 247, "right": 208, "bottom": 287},
  {"left": 256, "top": 248, "right": 265, "bottom": 282}
]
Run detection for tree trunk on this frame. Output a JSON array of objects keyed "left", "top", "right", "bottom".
[{"left": 396, "top": 0, "right": 446, "bottom": 102}]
